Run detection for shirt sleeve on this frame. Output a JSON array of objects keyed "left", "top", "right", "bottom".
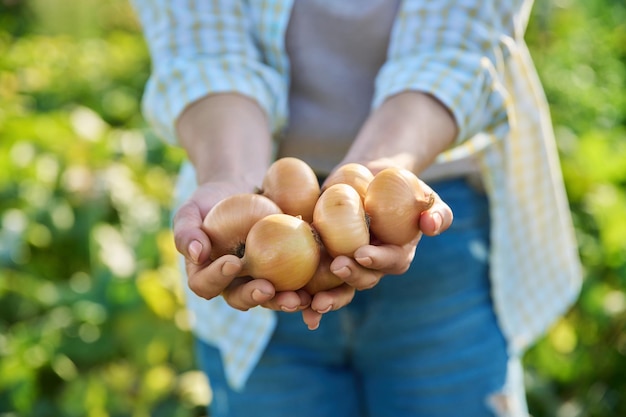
[
  {"left": 130, "top": 0, "right": 287, "bottom": 145},
  {"left": 373, "top": 0, "right": 525, "bottom": 144}
]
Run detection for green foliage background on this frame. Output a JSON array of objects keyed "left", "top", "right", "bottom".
[{"left": 0, "top": 0, "right": 624, "bottom": 416}]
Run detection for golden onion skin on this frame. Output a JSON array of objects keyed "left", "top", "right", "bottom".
[
  {"left": 202, "top": 193, "right": 282, "bottom": 261},
  {"left": 322, "top": 163, "right": 374, "bottom": 202},
  {"left": 313, "top": 183, "right": 370, "bottom": 258},
  {"left": 302, "top": 250, "right": 344, "bottom": 295},
  {"left": 260, "top": 157, "right": 320, "bottom": 223},
  {"left": 240, "top": 213, "right": 321, "bottom": 292},
  {"left": 364, "top": 167, "right": 434, "bottom": 246}
]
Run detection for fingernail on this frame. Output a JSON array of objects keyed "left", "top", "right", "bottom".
[
  {"left": 432, "top": 212, "right": 443, "bottom": 234},
  {"left": 331, "top": 266, "right": 350, "bottom": 279},
  {"left": 221, "top": 261, "right": 240, "bottom": 276},
  {"left": 280, "top": 305, "right": 298, "bottom": 313},
  {"left": 355, "top": 256, "right": 372, "bottom": 267},
  {"left": 188, "top": 240, "right": 203, "bottom": 263},
  {"left": 316, "top": 304, "right": 333, "bottom": 314},
  {"left": 251, "top": 289, "right": 270, "bottom": 303},
  {"left": 308, "top": 322, "right": 320, "bottom": 331}
]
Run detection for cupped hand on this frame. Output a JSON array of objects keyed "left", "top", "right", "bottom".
[
  {"left": 173, "top": 180, "right": 312, "bottom": 312},
  {"left": 300, "top": 178, "right": 453, "bottom": 330}
]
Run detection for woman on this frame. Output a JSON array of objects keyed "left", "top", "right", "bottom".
[{"left": 130, "top": 1, "right": 582, "bottom": 416}]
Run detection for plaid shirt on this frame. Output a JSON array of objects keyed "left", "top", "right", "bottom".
[{"left": 132, "top": 0, "right": 583, "bottom": 390}]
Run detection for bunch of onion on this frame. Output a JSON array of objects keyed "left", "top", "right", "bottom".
[
  {"left": 314, "top": 164, "right": 434, "bottom": 251},
  {"left": 201, "top": 158, "right": 327, "bottom": 291},
  {"left": 201, "top": 158, "right": 434, "bottom": 295},
  {"left": 310, "top": 165, "right": 434, "bottom": 291},
  {"left": 202, "top": 192, "right": 321, "bottom": 291}
]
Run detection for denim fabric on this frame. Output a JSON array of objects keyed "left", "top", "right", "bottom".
[{"left": 196, "top": 178, "right": 513, "bottom": 417}]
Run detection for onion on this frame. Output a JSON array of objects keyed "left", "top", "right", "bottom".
[
  {"left": 364, "top": 167, "right": 434, "bottom": 246},
  {"left": 313, "top": 183, "right": 370, "bottom": 258},
  {"left": 260, "top": 157, "right": 320, "bottom": 223},
  {"left": 322, "top": 162, "right": 374, "bottom": 202},
  {"left": 240, "top": 213, "right": 321, "bottom": 291},
  {"left": 302, "top": 250, "right": 343, "bottom": 295},
  {"left": 201, "top": 193, "right": 282, "bottom": 261}
]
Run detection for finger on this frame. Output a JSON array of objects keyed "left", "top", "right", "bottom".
[
  {"left": 330, "top": 256, "right": 383, "bottom": 290},
  {"left": 173, "top": 202, "right": 211, "bottom": 264},
  {"left": 186, "top": 254, "right": 244, "bottom": 300},
  {"left": 353, "top": 242, "right": 417, "bottom": 275},
  {"left": 222, "top": 277, "right": 276, "bottom": 311},
  {"left": 418, "top": 198, "right": 454, "bottom": 236},
  {"left": 261, "top": 289, "right": 312, "bottom": 312},
  {"left": 301, "top": 308, "right": 323, "bottom": 330},
  {"left": 302, "top": 284, "right": 356, "bottom": 330},
  {"left": 416, "top": 182, "right": 453, "bottom": 237},
  {"left": 310, "top": 284, "right": 355, "bottom": 313}
]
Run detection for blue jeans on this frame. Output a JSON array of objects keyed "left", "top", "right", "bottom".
[{"left": 196, "top": 178, "right": 513, "bottom": 417}]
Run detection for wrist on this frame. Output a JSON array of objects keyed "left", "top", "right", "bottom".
[
  {"left": 176, "top": 93, "right": 273, "bottom": 186},
  {"left": 344, "top": 91, "right": 457, "bottom": 175}
]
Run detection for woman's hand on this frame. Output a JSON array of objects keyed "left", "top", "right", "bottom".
[
  {"left": 301, "top": 178, "right": 453, "bottom": 330},
  {"left": 176, "top": 168, "right": 451, "bottom": 329},
  {"left": 173, "top": 94, "right": 313, "bottom": 313},
  {"left": 299, "top": 89, "right": 459, "bottom": 330},
  {"left": 174, "top": 180, "right": 314, "bottom": 313}
]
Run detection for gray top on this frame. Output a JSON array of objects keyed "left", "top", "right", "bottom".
[{"left": 278, "top": 0, "right": 400, "bottom": 175}]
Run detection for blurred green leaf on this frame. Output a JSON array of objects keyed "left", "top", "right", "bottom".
[{"left": 0, "top": 0, "right": 624, "bottom": 416}]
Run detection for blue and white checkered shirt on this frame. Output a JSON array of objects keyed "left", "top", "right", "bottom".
[{"left": 131, "top": 0, "right": 582, "bottom": 390}]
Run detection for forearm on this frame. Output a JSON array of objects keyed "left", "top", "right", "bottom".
[
  {"left": 370, "top": 1, "right": 518, "bottom": 154},
  {"left": 176, "top": 93, "right": 274, "bottom": 186},
  {"left": 342, "top": 91, "right": 458, "bottom": 175},
  {"left": 131, "top": 0, "right": 287, "bottom": 146}
]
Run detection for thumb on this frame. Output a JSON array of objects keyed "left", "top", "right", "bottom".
[{"left": 173, "top": 201, "right": 211, "bottom": 264}]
